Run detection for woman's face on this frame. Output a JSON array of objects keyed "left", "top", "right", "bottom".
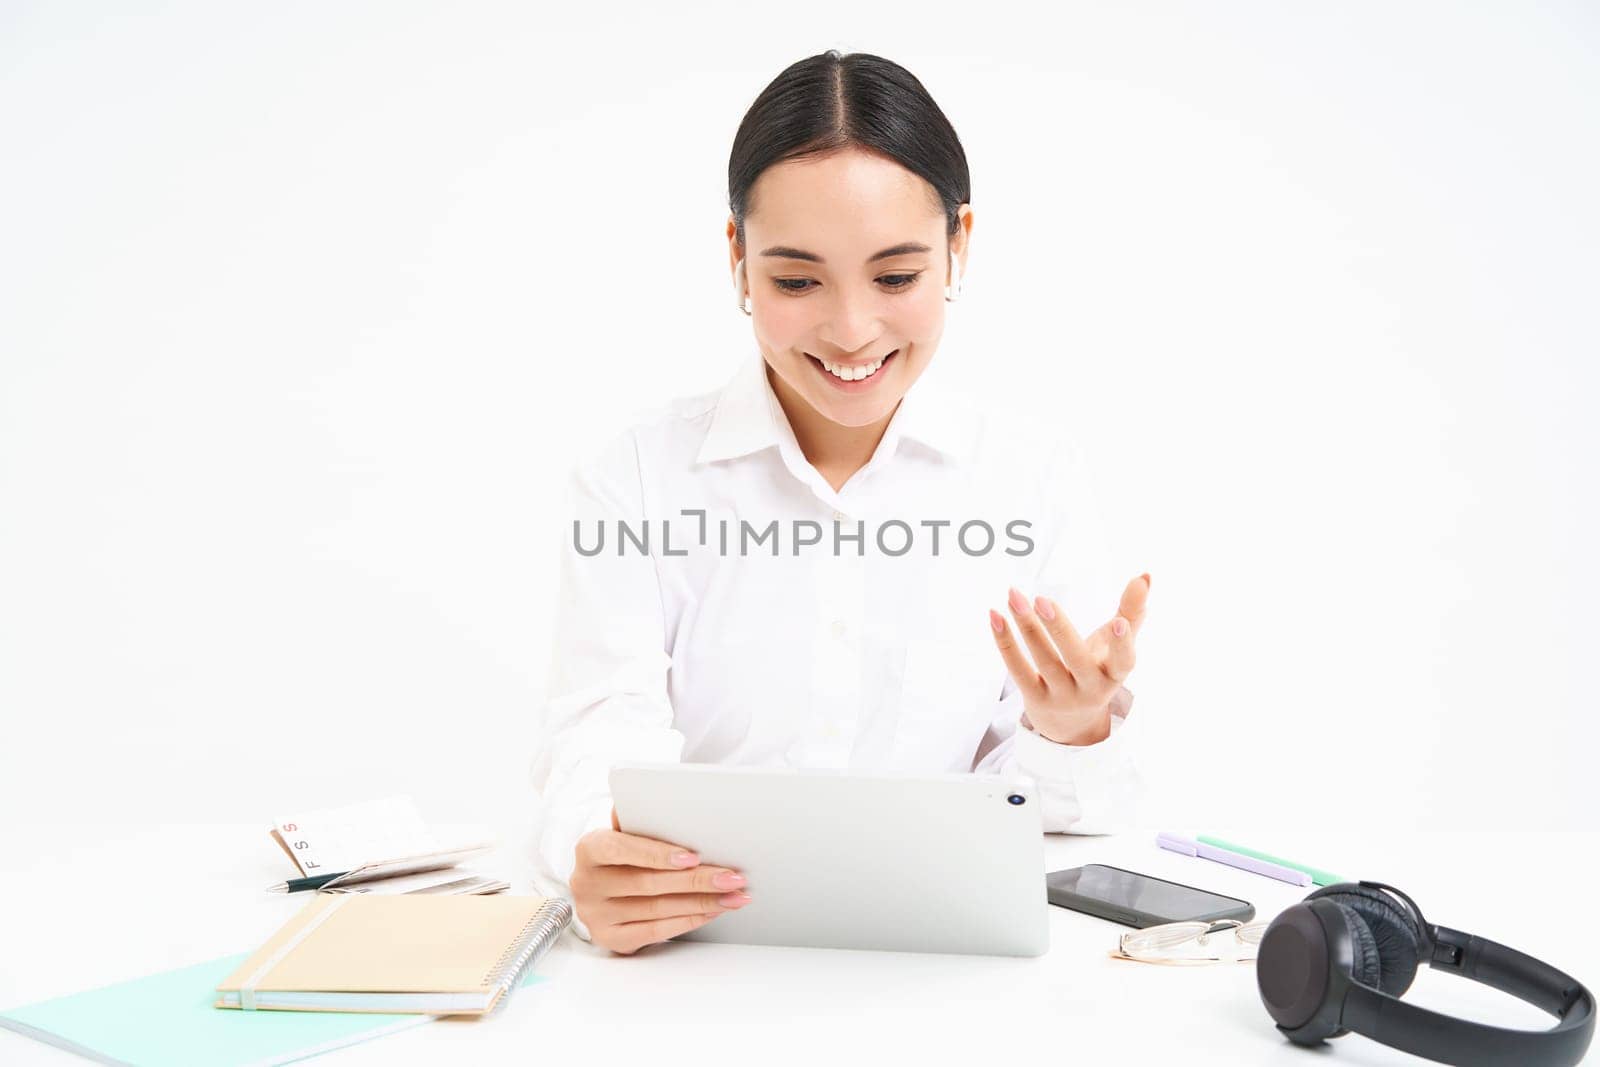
[{"left": 731, "top": 148, "right": 970, "bottom": 430}]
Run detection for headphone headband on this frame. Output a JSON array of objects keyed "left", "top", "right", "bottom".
[{"left": 1342, "top": 923, "right": 1595, "bottom": 1066}]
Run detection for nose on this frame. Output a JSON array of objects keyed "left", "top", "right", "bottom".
[{"left": 814, "top": 285, "right": 883, "bottom": 355}]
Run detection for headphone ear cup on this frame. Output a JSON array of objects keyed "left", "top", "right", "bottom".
[
  {"left": 1257, "top": 898, "right": 1394, "bottom": 1046},
  {"left": 1308, "top": 884, "right": 1424, "bottom": 996},
  {"left": 1333, "top": 902, "right": 1383, "bottom": 991},
  {"left": 1258, "top": 902, "right": 1338, "bottom": 1041}
]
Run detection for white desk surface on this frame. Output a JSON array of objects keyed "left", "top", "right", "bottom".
[{"left": 1, "top": 822, "right": 1593, "bottom": 1066}]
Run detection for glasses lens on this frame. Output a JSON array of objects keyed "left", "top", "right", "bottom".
[
  {"left": 1121, "top": 921, "right": 1209, "bottom": 955},
  {"left": 1114, "top": 919, "right": 1268, "bottom": 964}
]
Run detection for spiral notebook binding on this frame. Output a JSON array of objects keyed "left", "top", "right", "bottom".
[{"left": 481, "top": 898, "right": 573, "bottom": 1014}]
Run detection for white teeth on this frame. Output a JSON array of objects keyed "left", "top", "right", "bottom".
[{"left": 818, "top": 351, "right": 892, "bottom": 381}]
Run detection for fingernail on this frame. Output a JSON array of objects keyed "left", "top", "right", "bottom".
[
  {"left": 719, "top": 892, "right": 752, "bottom": 907},
  {"left": 672, "top": 851, "right": 698, "bottom": 867},
  {"left": 1113, "top": 617, "right": 1128, "bottom": 637},
  {"left": 713, "top": 871, "right": 746, "bottom": 889},
  {"left": 1007, "top": 587, "right": 1029, "bottom": 615},
  {"left": 988, "top": 609, "right": 1005, "bottom": 634},
  {"left": 1141, "top": 573, "right": 1151, "bottom": 588},
  {"left": 1034, "top": 596, "right": 1055, "bottom": 621}
]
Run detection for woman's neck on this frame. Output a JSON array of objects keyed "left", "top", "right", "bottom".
[{"left": 766, "top": 363, "right": 897, "bottom": 493}]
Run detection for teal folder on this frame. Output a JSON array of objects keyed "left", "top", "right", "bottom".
[{"left": 0, "top": 952, "right": 548, "bottom": 1066}]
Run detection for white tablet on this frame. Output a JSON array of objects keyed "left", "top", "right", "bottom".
[{"left": 609, "top": 762, "right": 1049, "bottom": 957}]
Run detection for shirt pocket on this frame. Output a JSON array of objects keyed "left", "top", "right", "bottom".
[{"left": 891, "top": 635, "right": 1006, "bottom": 771}]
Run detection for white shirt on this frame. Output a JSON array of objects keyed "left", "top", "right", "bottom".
[{"left": 528, "top": 345, "right": 1145, "bottom": 934}]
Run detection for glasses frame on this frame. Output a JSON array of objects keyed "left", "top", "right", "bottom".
[{"left": 1109, "top": 918, "right": 1270, "bottom": 965}]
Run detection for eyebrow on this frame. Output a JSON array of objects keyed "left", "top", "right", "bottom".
[{"left": 758, "top": 241, "right": 933, "bottom": 265}]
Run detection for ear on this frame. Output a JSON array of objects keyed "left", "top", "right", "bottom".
[{"left": 954, "top": 204, "right": 974, "bottom": 273}]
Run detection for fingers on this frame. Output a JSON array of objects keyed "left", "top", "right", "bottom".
[
  {"left": 1119, "top": 573, "right": 1151, "bottom": 636},
  {"left": 989, "top": 609, "right": 1045, "bottom": 702},
  {"left": 1005, "top": 587, "right": 1074, "bottom": 689},
  {"left": 1100, "top": 573, "right": 1149, "bottom": 684},
  {"left": 573, "top": 826, "right": 752, "bottom": 955},
  {"left": 1103, "top": 619, "right": 1136, "bottom": 683},
  {"left": 589, "top": 862, "right": 746, "bottom": 898},
  {"left": 593, "top": 890, "right": 752, "bottom": 926},
  {"left": 1027, "top": 590, "right": 1098, "bottom": 684},
  {"left": 578, "top": 826, "right": 701, "bottom": 870},
  {"left": 607, "top": 912, "right": 722, "bottom": 956}
]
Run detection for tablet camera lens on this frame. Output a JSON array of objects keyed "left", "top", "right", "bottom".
[{"left": 1007, "top": 794, "right": 1026, "bottom": 805}]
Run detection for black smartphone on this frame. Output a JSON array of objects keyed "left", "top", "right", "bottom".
[{"left": 1045, "top": 863, "right": 1255, "bottom": 928}]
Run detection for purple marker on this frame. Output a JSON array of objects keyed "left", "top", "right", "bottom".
[{"left": 1157, "top": 832, "right": 1312, "bottom": 886}]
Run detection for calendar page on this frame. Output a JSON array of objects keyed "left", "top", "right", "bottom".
[{"left": 269, "top": 795, "right": 439, "bottom": 877}]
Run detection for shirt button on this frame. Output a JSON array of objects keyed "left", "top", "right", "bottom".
[
  {"left": 833, "top": 510, "right": 846, "bottom": 522},
  {"left": 831, "top": 620, "right": 848, "bottom": 639},
  {"left": 823, "top": 723, "right": 840, "bottom": 738}
]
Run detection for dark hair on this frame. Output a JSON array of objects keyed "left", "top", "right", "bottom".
[{"left": 727, "top": 50, "right": 971, "bottom": 255}]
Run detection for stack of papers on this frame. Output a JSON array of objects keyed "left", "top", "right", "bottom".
[{"left": 268, "top": 795, "right": 507, "bottom": 895}]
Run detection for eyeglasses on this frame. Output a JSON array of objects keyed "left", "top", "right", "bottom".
[{"left": 1109, "top": 919, "right": 1269, "bottom": 965}]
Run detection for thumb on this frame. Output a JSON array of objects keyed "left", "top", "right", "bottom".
[{"left": 1103, "top": 616, "right": 1136, "bottom": 684}]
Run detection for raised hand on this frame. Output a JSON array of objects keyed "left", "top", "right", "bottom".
[{"left": 987, "top": 573, "right": 1150, "bottom": 745}]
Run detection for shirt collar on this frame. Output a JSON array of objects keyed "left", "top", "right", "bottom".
[{"left": 694, "top": 348, "right": 978, "bottom": 468}]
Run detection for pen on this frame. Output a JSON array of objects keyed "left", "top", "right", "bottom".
[
  {"left": 265, "top": 871, "right": 351, "bottom": 893},
  {"left": 1157, "top": 832, "right": 1311, "bottom": 885},
  {"left": 1196, "top": 835, "right": 1345, "bottom": 886}
]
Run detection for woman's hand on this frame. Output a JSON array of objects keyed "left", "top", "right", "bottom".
[
  {"left": 570, "top": 807, "right": 751, "bottom": 955},
  {"left": 987, "top": 573, "right": 1151, "bottom": 746}
]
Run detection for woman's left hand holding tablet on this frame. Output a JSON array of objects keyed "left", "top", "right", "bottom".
[{"left": 987, "top": 573, "right": 1150, "bottom": 746}]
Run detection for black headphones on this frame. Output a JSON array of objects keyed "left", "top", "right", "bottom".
[{"left": 1255, "top": 880, "right": 1594, "bottom": 1066}]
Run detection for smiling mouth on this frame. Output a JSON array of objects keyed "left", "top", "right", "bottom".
[{"left": 805, "top": 348, "right": 900, "bottom": 384}]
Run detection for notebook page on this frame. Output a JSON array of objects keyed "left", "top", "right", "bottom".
[{"left": 270, "top": 795, "right": 436, "bottom": 876}]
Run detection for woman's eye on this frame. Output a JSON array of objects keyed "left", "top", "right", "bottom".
[{"left": 772, "top": 272, "right": 923, "bottom": 294}]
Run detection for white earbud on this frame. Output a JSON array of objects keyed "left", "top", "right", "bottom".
[
  {"left": 735, "top": 259, "right": 752, "bottom": 316},
  {"left": 945, "top": 248, "right": 962, "bottom": 302}
]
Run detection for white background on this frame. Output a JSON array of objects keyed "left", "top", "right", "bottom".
[{"left": 2, "top": 1, "right": 1596, "bottom": 847}]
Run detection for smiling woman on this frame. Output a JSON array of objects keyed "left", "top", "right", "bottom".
[
  {"left": 725, "top": 60, "right": 973, "bottom": 486},
  {"left": 530, "top": 49, "right": 1151, "bottom": 957}
]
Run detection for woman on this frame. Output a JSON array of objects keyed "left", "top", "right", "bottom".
[{"left": 530, "top": 50, "right": 1151, "bottom": 955}]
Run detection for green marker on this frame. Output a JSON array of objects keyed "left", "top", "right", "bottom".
[{"left": 1196, "top": 835, "right": 1345, "bottom": 887}]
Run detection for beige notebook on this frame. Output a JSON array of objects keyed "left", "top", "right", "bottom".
[{"left": 216, "top": 894, "right": 572, "bottom": 1016}]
